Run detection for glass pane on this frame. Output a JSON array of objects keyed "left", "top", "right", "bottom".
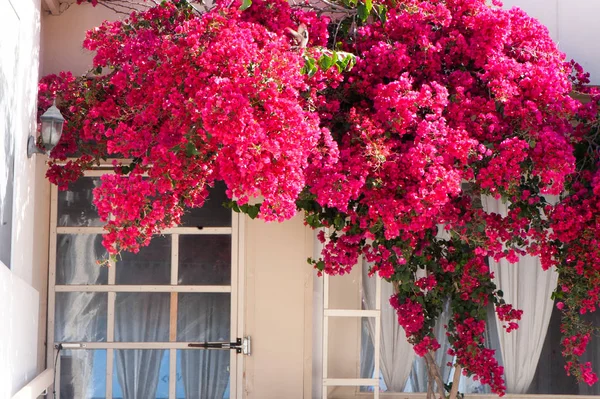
[
  {"left": 115, "top": 293, "right": 170, "bottom": 342},
  {"left": 177, "top": 293, "right": 230, "bottom": 342},
  {"left": 116, "top": 235, "right": 170, "bottom": 285},
  {"left": 178, "top": 235, "right": 231, "bottom": 285},
  {"left": 181, "top": 181, "right": 231, "bottom": 228},
  {"left": 56, "top": 234, "right": 108, "bottom": 285},
  {"left": 55, "top": 292, "right": 107, "bottom": 342},
  {"left": 528, "top": 300, "right": 596, "bottom": 394},
  {"left": 113, "top": 349, "right": 169, "bottom": 399},
  {"left": 57, "top": 177, "right": 103, "bottom": 227},
  {"left": 59, "top": 349, "right": 106, "bottom": 399},
  {"left": 176, "top": 349, "right": 230, "bottom": 399}
]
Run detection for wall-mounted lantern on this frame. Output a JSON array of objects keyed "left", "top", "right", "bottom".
[{"left": 27, "top": 99, "right": 65, "bottom": 158}]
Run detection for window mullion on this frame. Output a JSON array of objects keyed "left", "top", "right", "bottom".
[
  {"left": 106, "top": 258, "right": 116, "bottom": 399},
  {"left": 47, "top": 183, "right": 59, "bottom": 394}
]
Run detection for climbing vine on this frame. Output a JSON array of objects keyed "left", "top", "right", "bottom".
[{"left": 39, "top": 0, "right": 600, "bottom": 395}]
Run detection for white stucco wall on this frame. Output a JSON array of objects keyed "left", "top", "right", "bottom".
[
  {"left": 0, "top": 0, "right": 49, "bottom": 397},
  {"left": 503, "top": 0, "right": 600, "bottom": 85},
  {"left": 0, "top": 266, "right": 40, "bottom": 398}
]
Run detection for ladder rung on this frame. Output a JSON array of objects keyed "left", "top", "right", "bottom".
[
  {"left": 324, "top": 309, "right": 378, "bottom": 317},
  {"left": 323, "top": 378, "right": 378, "bottom": 386}
]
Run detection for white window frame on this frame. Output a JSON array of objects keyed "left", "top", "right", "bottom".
[
  {"left": 318, "top": 249, "right": 600, "bottom": 399},
  {"left": 46, "top": 168, "right": 246, "bottom": 398}
]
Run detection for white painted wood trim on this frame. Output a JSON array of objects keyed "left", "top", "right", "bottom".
[
  {"left": 373, "top": 313, "right": 381, "bottom": 399},
  {"left": 374, "top": 273, "right": 382, "bottom": 398},
  {"left": 324, "top": 309, "right": 378, "bottom": 318},
  {"left": 78, "top": 161, "right": 132, "bottom": 170},
  {"left": 236, "top": 214, "right": 245, "bottom": 398},
  {"left": 328, "top": 395, "right": 600, "bottom": 399},
  {"left": 303, "top": 225, "right": 315, "bottom": 399},
  {"left": 323, "top": 378, "right": 378, "bottom": 386},
  {"left": 10, "top": 368, "right": 54, "bottom": 399},
  {"left": 54, "top": 284, "right": 232, "bottom": 293},
  {"left": 56, "top": 226, "right": 232, "bottom": 235},
  {"left": 54, "top": 342, "right": 243, "bottom": 349},
  {"left": 375, "top": 276, "right": 381, "bottom": 311},
  {"left": 322, "top": 273, "right": 330, "bottom": 399},
  {"left": 230, "top": 212, "right": 239, "bottom": 399},
  {"left": 106, "top": 348, "right": 114, "bottom": 399},
  {"left": 324, "top": 273, "right": 330, "bottom": 309},
  {"left": 170, "top": 234, "right": 179, "bottom": 286},
  {"left": 46, "top": 184, "right": 58, "bottom": 394},
  {"left": 168, "top": 349, "right": 176, "bottom": 399},
  {"left": 107, "top": 291, "right": 115, "bottom": 342},
  {"left": 83, "top": 169, "right": 113, "bottom": 177}
]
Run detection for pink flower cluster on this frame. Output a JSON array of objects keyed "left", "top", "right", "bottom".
[
  {"left": 447, "top": 316, "right": 506, "bottom": 395},
  {"left": 41, "top": 1, "right": 333, "bottom": 253},
  {"left": 40, "top": 0, "right": 600, "bottom": 392},
  {"left": 390, "top": 296, "right": 425, "bottom": 337}
]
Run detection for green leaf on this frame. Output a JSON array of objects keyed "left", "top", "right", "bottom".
[
  {"left": 334, "top": 52, "right": 356, "bottom": 72},
  {"left": 247, "top": 204, "right": 260, "bottom": 219},
  {"left": 318, "top": 54, "right": 335, "bottom": 71},
  {"left": 315, "top": 260, "right": 325, "bottom": 272},
  {"left": 333, "top": 215, "right": 345, "bottom": 230},
  {"left": 301, "top": 56, "right": 318, "bottom": 77},
  {"left": 239, "top": 0, "right": 252, "bottom": 11},
  {"left": 374, "top": 4, "right": 388, "bottom": 23},
  {"left": 185, "top": 142, "right": 199, "bottom": 156},
  {"left": 223, "top": 200, "right": 241, "bottom": 213},
  {"left": 357, "top": 3, "right": 368, "bottom": 22}
]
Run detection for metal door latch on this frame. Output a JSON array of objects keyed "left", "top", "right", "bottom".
[
  {"left": 188, "top": 336, "right": 251, "bottom": 355},
  {"left": 242, "top": 336, "right": 251, "bottom": 355}
]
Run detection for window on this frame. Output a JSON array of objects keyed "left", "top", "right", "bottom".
[
  {"left": 48, "top": 171, "right": 242, "bottom": 399},
  {"left": 318, "top": 258, "right": 600, "bottom": 398}
]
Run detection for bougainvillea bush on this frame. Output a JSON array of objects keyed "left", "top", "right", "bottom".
[{"left": 39, "top": 0, "right": 600, "bottom": 395}]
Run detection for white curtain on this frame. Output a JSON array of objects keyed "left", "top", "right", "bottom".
[
  {"left": 114, "top": 292, "right": 170, "bottom": 399},
  {"left": 482, "top": 195, "right": 558, "bottom": 393},
  {"left": 409, "top": 225, "right": 454, "bottom": 392},
  {"left": 362, "top": 260, "right": 415, "bottom": 391},
  {"left": 360, "top": 317, "right": 375, "bottom": 380},
  {"left": 55, "top": 233, "right": 105, "bottom": 398},
  {"left": 408, "top": 300, "right": 453, "bottom": 392},
  {"left": 178, "top": 293, "right": 230, "bottom": 399}
]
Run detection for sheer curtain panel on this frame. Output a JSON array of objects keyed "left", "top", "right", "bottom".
[{"left": 482, "top": 195, "right": 558, "bottom": 393}]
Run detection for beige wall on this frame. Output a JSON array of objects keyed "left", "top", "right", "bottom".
[
  {"left": 243, "top": 214, "right": 315, "bottom": 399},
  {"left": 41, "top": 3, "right": 118, "bottom": 76}
]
